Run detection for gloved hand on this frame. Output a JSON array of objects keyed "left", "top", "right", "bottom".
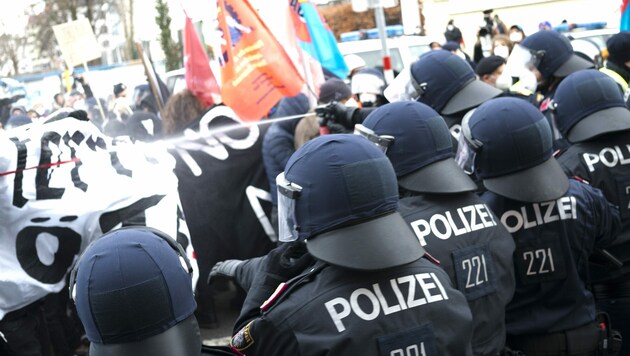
[
  {"left": 262, "top": 241, "right": 314, "bottom": 281},
  {"left": 315, "top": 101, "right": 358, "bottom": 133},
  {"left": 207, "top": 259, "right": 244, "bottom": 285}
]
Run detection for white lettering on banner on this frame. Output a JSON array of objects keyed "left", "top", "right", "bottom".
[
  {"left": 582, "top": 145, "right": 630, "bottom": 172},
  {"left": 500, "top": 196, "right": 577, "bottom": 233},
  {"left": 324, "top": 272, "right": 449, "bottom": 332},
  {"left": 173, "top": 105, "right": 259, "bottom": 170},
  {"left": 410, "top": 204, "right": 497, "bottom": 246}
]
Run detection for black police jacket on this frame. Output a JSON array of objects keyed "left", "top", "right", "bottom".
[
  {"left": 231, "top": 259, "right": 474, "bottom": 356},
  {"left": 481, "top": 179, "right": 622, "bottom": 335},
  {"left": 398, "top": 192, "right": 516, "bottom": 356},
  {"left": 556, "top": 134, "right": 630, "bottom": 283}
]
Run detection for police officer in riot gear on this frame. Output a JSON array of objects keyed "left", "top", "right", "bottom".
[
  {"left": 553, "top": 69, "right": 630, "bottom": 355},
  {"left": 383, "top": 49, "right": 502, "bottom": 140},
  {"left": 502, "top": 30, "right": 594, "bottom": 149},
  {"left": 230, "top": 134, "right": 474, "bottom": 355},
  {"left": 356, "top": 101, "right": 516, "bottom": 356},
  {"left": 459, "top": 97, "right": 623, "bottom": 356}
]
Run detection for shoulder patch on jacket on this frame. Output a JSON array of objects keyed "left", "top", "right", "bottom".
[{"left": 231, "top": 320, "right": 255, "bottom": 353}]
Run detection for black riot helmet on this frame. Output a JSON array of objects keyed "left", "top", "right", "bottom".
[
  {"left": 359, "top": 101, "right": 478, "bottom": 194},
  {"left": 384, "top": 50, "right": 502, "bottom": 115},
  {"left": 457, "top": 97, "right": 569, "bottom": 202},
  {"left": 277, "top": 134, "right": 424, "bottom": 270},
  {"left": 552, "top": 69, "right": 630, "bottom": 142},
  {"left": 70, "top": 227, "right": 200, "bottom": 356}
]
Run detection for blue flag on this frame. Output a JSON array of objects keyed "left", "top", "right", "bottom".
[{"left": 295, "top": 1, "right": 349, "bottom": 79}]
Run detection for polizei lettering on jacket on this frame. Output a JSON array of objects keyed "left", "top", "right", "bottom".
[
  {"left": 500, "top": 196, "right": 577, "bottom": 233},
  {"left": 582, "top": 145, "right": 630, "bottom": 172},
  {"left": 324, "top": 272, "right": 449, "bottom": 332},
  {"left": 409, "top": 204, "right": 497, "bottom": 246}
]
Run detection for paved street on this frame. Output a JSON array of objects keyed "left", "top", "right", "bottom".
[{"left": 200, "top": 282, "right": 241, "bottom": 347}]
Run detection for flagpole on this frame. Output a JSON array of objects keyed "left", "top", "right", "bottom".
[
  {"left": 82, "top": 62, "right": 107, "bottom": 121},
  {"left": 298, "top": 50, "right": 319, "bottom": 107}
]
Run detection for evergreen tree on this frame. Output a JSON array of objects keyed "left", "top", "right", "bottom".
[{"left": 155, "top": 0, "right": 182, "bottom": 71}]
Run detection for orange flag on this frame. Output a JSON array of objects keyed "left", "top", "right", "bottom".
[
  {"left": 217, "top": 0, "right": 305, "bottom": 121},
  {"left": 184, "top": 15, "right": 221, "bottom": 108}
]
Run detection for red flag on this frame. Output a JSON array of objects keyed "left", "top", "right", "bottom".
[
  {"left": 184, "top": 16, "right": 221, "bottom": 108},
  {"left": 217, "top": 0, "right": 305, "bottom": 121}
]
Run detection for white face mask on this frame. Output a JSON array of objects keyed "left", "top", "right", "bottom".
[
  {"left": 509, "top": 32, "right": 524, "bottom": 43},
  {"left": 494, "top": 45, "right": 510, "bottom": 59}
]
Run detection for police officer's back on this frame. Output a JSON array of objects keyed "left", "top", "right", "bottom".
[
  {"left": 461, "top": 97, "right": 622, "bottom": 356},
  {"left": 357, "top": 101, "right": 516, "bottom": 355},
  {"left": 553, "top": 69, "right": 630, "bottom": 355},
  {"left": 230, "top": 134, "right": 474, "bottom": 355}
]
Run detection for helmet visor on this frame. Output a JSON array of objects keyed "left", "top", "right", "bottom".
[
  {"left": 383, "top": 66, "right": 424, "bottom": 103},
  {"left": 351, "top": 72, "right": 385, "bottom": 95},
  {"left": 502, "top": 44, "right": 544, "bottom": 92},
  {"left": 276, "top": 172, "right": 302, "bottom": 242},
  {"left": 354, "top": 124, "right": 395, "bottom": 153},
  {"left": 454, "top": 109, "right": 482, "bottom": 175}
]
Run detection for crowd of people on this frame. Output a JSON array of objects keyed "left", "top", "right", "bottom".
[{"left": 2, "top": 9, "right": 630, "bottom": 356}]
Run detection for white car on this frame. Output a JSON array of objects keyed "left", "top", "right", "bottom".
[{"left": 337, "top": 35, "right": 433, "bottom": 75}]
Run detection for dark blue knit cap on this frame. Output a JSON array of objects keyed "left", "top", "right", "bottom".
[{"left": 74, "top": 228, "right": 196, "bottom": 344}]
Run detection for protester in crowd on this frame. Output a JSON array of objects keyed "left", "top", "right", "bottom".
[
  {"left": 26, "top": 109, "right": 40, "bottom": 120},
  {"left": 230, "top": 134, "right": 474, "bottom": 355},
  {"left": 475, "top": 55, "right": 506, "bottom": 87},
  {"left": 509, "top": 25, "right": 526, "bottom": 44},
  {"left": 553, "top": 69, "right": 630, "bottom": 355},
  {"left": 491, "top": 34, "right": 513, "bottom": 59},
  {"left": 343, "top": 54, "right": 367, "bottom": 81},
  {"left": 429, "top": 41, "right": 442, "bottom": 50},
  {"left": 4, "top": 114, "right": 32, "bottom": 130},
  {"left": 358, "top": 101, "right": 516, "bottom": 355},
  {"left": 600, "top": 31, "right": 630, "bottom": 108},
  {"left": 71, "top": 227, "right": 202, "bottom": 356},
  {"left": 10, "top": 105, "right": 26, "bottom": 117},
  {"left": 161, "top": 89, "right": 206, "bottom": 136},
  {"left": 108, "top": 82, "right": 133, "bottom": 122},
  {"left": 52, "top": 93, "right": 66, "bottom": 111},
  {"left": 538, "top": 20, "right": 553, "bottom": 30},
  {"left": 444, "top": 19, "right": 464, "bottom": 47},
  {"left": 460, "top": 97, "right": 623, "bottom": 355},
  {"left": 293, "top": 77, "right": 353, "bottom": 148},
  {"left": 473, "top": 26, "right": 493, "bottom": 63},
  {"left": 350, "top": 67, "right": 388, "bottom": 107},
  {"left": 442, "top": 41, "right": 476, "bottom": 70}
]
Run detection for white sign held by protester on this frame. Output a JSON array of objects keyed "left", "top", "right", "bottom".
[{"left": 52, "top": 18, "right": 101, "bottom": 67}]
